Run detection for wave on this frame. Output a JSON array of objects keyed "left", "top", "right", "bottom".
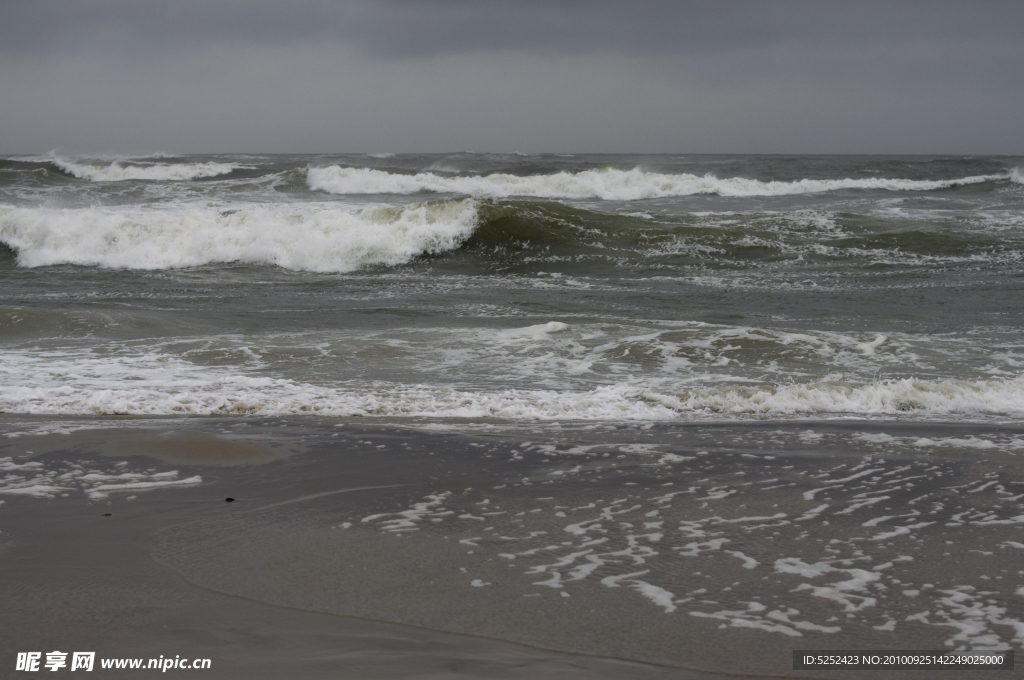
[
  {"left": 0, "top": 200, "right": 478, "bottom": 271},
  {"left": 3, "top": 198, "right": 1020, "bottom": 273},
  {"left": 307, "top": 166, "right": 1010, "bottom": 200},
  {"left": 50, "top": 157, "right": 245, "bottom": 181},
  {"left": 1, "top": 349, "right": 1022, "bottom": 421},
  {"left": 464, "top": 202, "right": 1023, "bottom": 268},
  {"left": 643, "top": 377, "right": 1024, "bottom": 418}
]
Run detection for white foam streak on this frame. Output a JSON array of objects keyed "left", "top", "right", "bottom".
[
  {"left": 308, "top": 166, "right": 1007, "bottom": 200},
  {"left": 0, "top": 456, "right": 201, "bottom": 500},
  {"left": 2, "top": 350, "right": 1023, "bottom": 421},
  {"left": 645, "top": 377, "right": 1024, "bottom": 418},
  {"left": 0, "top": 200, "right": 478, "bottom": 271},
  {"left": 51, "top": 157, "right": 244, "bottom": 181}
]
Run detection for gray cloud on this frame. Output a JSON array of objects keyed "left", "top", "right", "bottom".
[
  {"left": 1, "top": 0, "right": 1022, "bottom": 154},
  {"left": 6, "top": 0, "right": 1022, "bottom": 57}
]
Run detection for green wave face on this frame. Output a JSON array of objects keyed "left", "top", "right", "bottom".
[{"left": 446, "top": 200, "right": 1023, "bottom": 277}]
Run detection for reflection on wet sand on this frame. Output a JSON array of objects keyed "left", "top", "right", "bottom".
[{"left": 3, "top": 416, "right": 1024, "bottom": 678}]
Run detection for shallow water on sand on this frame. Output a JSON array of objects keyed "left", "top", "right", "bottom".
[{"left": 3, "top": 416, "right": 1024, "bottom": 677}]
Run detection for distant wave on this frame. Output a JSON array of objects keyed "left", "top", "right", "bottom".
[
  {"left": 308, "top": 166, "right": 1010, "bottom": 200},
  {"left": 0, "top": 200, "right": 477, "bottom": 271},
  {"left": 51, "top": 157, "right": 245, "bottom": 181},
  {"left": 1, "top": 348, "right": 1022, "bottom": 421}
]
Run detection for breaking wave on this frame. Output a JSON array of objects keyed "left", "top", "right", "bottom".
[
  {"left": 307, "top": 166, "right": 1010, "bottom": 200},
  {"left": 1, "top": 349, "right": 1022, "bottom": 421},
  {"left": 0, "top": 200, "right": 478, "bottom": 271},
  {"left": 51, "top": 157, "right": 245, "bottom": 181},
  {"left": 3, "top": 198, "right": 1021, "bottom": 273}
]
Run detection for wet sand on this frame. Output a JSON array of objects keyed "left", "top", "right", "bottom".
[{"left": 2, "top": 415, "right": 1022, "bottom": 678}]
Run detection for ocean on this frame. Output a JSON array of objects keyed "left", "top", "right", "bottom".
[
  {"left": 2, "top": 152, "right": 1023, "bottom": 421},
  {"left": 3, "top": 153, "right": 1024, "bottom": 677}
]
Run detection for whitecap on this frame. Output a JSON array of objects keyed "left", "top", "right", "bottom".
[
  {"left": 307, "top": 166, "right": 1009, "bottom": 200},
  {"left": 51, "top": 157, "right": 245, "bottom": 181},
  {"left": 0, "top": 200, "right": 479, "bottom": 272}
]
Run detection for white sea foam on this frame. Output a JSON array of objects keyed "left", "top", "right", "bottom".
[
  {"left": 0, "top": 457, "right": 201, "bottom": 500},
  {"left": 0, "top": 200, "right": 478, "bottom": 271},
  {"left": 307, "top": 166, "right": 1008, "bottom": 200},
  {"left": 339, "top": 322, "right": 1019, "bottom": 390},
  {"left": 309, "top": 447, "right": 1024, "bottom": 645},
  {"left": 51, "top": 157, "right": 244, "bottom": 181},
  {"left": 1, "top": 348, "right": 1023, "bottom": 420}
]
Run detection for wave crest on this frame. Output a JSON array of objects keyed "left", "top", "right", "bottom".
[
  {"left": 51, "top": 157, "right": 244, "bottom": 181},
  {"left": 0, "top": 200, "right": 478, "bottom": 271},
  {"left": 307, "top": 166, "right": 1008, "bottom": 200}
]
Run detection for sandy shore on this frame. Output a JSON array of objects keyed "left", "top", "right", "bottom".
[{"left": 2, "top": 415, "right": 1022, "bottom": 678}]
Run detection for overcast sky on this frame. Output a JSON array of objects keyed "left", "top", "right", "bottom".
[{"left": 1, "top": 0, "right": 1021, "bottom": 154}]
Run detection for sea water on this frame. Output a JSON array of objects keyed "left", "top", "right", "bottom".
[{"left": 2, "top": 152, "right": 1022, "bottom": 421}]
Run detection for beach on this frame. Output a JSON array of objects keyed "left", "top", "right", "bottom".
[{"left": 3, "top": 414, "right": 1023, "bottom": 678}]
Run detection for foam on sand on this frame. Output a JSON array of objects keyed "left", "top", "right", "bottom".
[
  {"left": 0, "top": 457, "right": 201, "bottom": 499},
  {"left": 0, "top": 200, "right": 478, "bottom": 271},
  {"left": 348, "top": 437, "right": 1024, "bottom": 648},
  {"left": 307, "top": 166, "right": 1009, "bottom": 200}
]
